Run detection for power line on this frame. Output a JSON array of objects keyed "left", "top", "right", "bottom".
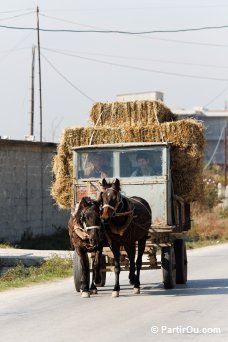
[
  {"left": 0, "top": 10, "right": 34, "bottom": 22},
  {"left": 41, "top": 52, "right": 95, "bottom": 103},
  {"left": 1, "top": 23, "right": 228, "bottom": 34},
  {"left": 39, "top": 13, "right": 107, "bottom": 31},
  {"left": 42, "top": 48, "right": 228, "bottom": 82},
  {"left": 0, "top": 8, "right": 33, "bottom": 14},
  {"left": 204, "top": 126, "right": 226, "bottom": 169},
  {"left": 37, "top": 13, "right": 228, "bottom": 48},
  {"left": 36, "top": 5, "right": 228, "bottom": 12},
  {"left": 204, "top": 86, "right": 228, "bottom": 107},
  {"left": 41, "top": 46, "right": 228, "bottom": 70}
]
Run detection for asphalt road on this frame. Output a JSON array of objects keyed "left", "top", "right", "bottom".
[{"left": 0, "top": 243, "right": 228, "bottom": 342}]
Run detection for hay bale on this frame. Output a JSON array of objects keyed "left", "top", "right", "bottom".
[
  {"left": 90, "top": 100, "right": 177, "bottom": 127},
  {"left": 51, "top": 119, "right": 205, "bottom": 209}
]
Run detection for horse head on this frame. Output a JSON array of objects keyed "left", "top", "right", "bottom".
[
  {"left": 75, "top": 197, "right": 103, "bottom": 250},
  {"left": 99, "top": 178, "right": 122, "bottom": 221}
]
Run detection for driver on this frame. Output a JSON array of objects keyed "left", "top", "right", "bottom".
[{"left": 84, "top": 152, "right": 112, "bottom": 178}]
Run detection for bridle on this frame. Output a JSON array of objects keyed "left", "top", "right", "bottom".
[
  {"left": 102, "top": 188, "right": 123, "bottom": 215},
  {"left": 102, "top": 188, "right": 133, "bottom": 217},
  {"left": 73, "top": 206, "right": 101, "bottom": 238}
]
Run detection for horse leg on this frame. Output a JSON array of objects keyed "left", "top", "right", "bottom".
[
  {"left": 90, "top": 256, "right": 98, "bottom": 294},
  {"left": 134, "top": 237, "right": 147, "bottom": 294},
  {"left": 112, "top": 243, "right": 121, "bottom": 297},
  {"left": 77, "top": 248, "right": 90, "bottom": 298},
  {"left": 124, "top": 242, "right": 137, "bottom": 286},
  {"left": 94, "top": 249, "right": 102, "bottom": 287}
]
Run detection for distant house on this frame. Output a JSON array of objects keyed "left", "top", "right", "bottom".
[
  {"left": 116, "top": 90, "right": 164, "bottom": 102},
  {"left": 173, "top": 107, "right": 228, "bottom": 166}
]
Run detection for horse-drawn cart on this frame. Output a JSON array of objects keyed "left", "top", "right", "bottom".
[{"left": 71, "top": 142, "right": 190, "bottom": 291}]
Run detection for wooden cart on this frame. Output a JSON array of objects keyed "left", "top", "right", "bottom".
[{"left": 72, "top": 142, "right": 190, "bottom": 291}]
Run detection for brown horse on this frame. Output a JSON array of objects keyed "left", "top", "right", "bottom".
[
  {"left": 99, "top": 178, "right": 151, "bottom": 297},
  {"left": 68, "top": 197, "right": 104, "bottom": 298}
]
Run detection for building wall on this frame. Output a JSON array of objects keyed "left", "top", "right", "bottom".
[
  {"left": 173, "top": 112, "right": 228, "bottom": 165},
  {"left": 0, "top": 140, "right": 69, "bottom": 242},
  {"left": 116, "top": 91, "right": 164, "bottom": 102},
  {"left": 199, "top": 116, "right": 227, "bottom": 164}
]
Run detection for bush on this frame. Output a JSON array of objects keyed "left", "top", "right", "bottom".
[{"left": 201, "top": 178, "right": 219, "bottom": 209}]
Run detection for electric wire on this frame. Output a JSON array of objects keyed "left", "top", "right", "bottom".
[
  {"left": 204, "top": 126, "right": 226, "bottom": 169},
  {"left": 41, "top": 46, "right": 228, "bottom": 70},
  {"left": 0, "top": 10, "right": 35, "bottom": 22},
  {"left": 39, "top": 13, "right": 107, "bottom": 31},
  {"left": 1, "top": 23, "right": 228, "bottom": 34},
  {"left": 42, "top": 48, "right": 228, "bottom": 82},
  {"left": 38, "top": 13, "right": 228, "bottom": 48},
  {"left": 204, "top": 86, "right": 228, "bottom": 107},
  {"left": 41, "top": 52, "right": 95, "bottom": 103}
]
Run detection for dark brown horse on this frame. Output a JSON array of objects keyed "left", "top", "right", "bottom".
[
  {"left": 68, "top": 197, "right": 104, "bottom": 298},
  {"left": 99, "top": 178, "right": 151, "bottom": 297}
]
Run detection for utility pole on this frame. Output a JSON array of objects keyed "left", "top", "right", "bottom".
[
  {"left": 36, "top": 6, "right": 43, "bottom": 142},
  {"left": 30, "top": 46, "right": 35, "bottom": 136}
]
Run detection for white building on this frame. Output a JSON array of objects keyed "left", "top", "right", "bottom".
[
  {"left": 173, "top": 107, "right": 228, "bottom": 165},
  {"left": 116, "top": 91, "right": 164, "bottom": 102}
]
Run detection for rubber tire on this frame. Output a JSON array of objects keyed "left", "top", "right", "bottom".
[
  {"left": 99, "top": 255, "right": 106, "bottom": 287},
  {"left": 174, "top": 239, "right": 187, "bottom": 284},
  {"left": 161, "top": 246, "right": 176, "bottom": 289},
  {"left": 73, "top": 250, "right": 90, "bottom": 292}
]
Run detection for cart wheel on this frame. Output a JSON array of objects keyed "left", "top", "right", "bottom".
[
  {"left": 73, "top": 250, "right": 90, "bottom": 292},
  {"left": 174, "top": 239, "right": 187, "bottom": 284},
  {"left": 161, "top": 246, "right": 176, "bottom": 289},
  {"left": 99, "top": 255, "right": 106, "bottom": 287}
]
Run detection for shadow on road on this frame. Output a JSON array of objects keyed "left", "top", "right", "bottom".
[{"left": 141, "top": 278, "right": 228, "bottom": 296}]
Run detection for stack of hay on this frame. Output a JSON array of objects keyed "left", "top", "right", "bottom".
[{"left": 51, "top": 100, "right": 205, "bottom": 209}]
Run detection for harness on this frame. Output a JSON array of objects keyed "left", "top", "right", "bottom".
[
  {"left": 102, "top": 189, "right": 134, "bottom": 217},
  {"left": 102, "top": 188, "right": 152, "bottom": 237}
]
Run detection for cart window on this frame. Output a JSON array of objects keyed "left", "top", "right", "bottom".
[
  {"left": 120, "top": 149, "right": 162, "bottom": 177},
  {"left": 77, "top": 151, "right": 113, "bottom": 179}
]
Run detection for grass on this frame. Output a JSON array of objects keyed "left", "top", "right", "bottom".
[
  {"left": 186, "top": 204, "right": 228, "bottom": 248},
  {"left": 0, "top": 256, "right": 73, "bottom": 292},
  {"left": 0, "top": 242, "right": 14, "bottom": 249}
]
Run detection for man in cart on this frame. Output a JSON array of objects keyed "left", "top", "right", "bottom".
[
  {"left": 84, "top": 152, "right": 113, "bottom": 178},
  {"left": 131, "top": 151, "right": 157, "bottom": 177}
]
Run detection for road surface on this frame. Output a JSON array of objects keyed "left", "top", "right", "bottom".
[{"left": 0, "top": 243, "right": 228, "bottom": 342}]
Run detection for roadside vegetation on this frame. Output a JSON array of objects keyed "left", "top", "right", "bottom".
[
  {"left": 0, "top": 256, "right": 73, "bottom": 292},
  {"left": 186, "top": 165, "right": 228, "bottom": 248}
]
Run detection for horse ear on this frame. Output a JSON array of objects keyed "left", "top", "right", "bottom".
[
  {"left": 101, "top": 178, "right": 108, "bottom": 189},
  {"left": 80, "top": 196, "right": 90, "bottom": 208},
  {"left": 112, "top": 178, "right": 120, "bottom": 189}
]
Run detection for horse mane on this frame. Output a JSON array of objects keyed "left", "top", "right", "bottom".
[{"left": 75, "top": 197, "right": 99, "bottom": 223}]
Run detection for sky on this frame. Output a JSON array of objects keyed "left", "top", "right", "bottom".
[{"left": 0, "top": 0, "right": 228, "bottom": 142}]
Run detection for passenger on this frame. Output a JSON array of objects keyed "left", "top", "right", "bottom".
[
  {"left": 131, "top": 152, "right": 154, "bottom": 177},
  {"left": 84, "top": 152, "right": 112, "bottom": 178}
]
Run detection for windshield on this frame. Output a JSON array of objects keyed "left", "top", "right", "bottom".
[
  {"left": 76, "top": 148, "right": 163, "bottom": 179},
  {"left": 77, "top": 151, "right": 114, "bottom": 179},
  {"left": 120, "top": 150, "right": 162, "bottom": 177}
]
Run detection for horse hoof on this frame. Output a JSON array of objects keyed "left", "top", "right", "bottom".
[
  {"left": 81, "top": 292, "right": 90, "bottom": 298},
  {"left": 90, "top": 289, "right": 98, "bottom": 295},
  {"left": 112, "top": 291, "right": 119, "bottom": 298},
  {"left": 133, "top": 287, "right": 140, "bottom": 294}
]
